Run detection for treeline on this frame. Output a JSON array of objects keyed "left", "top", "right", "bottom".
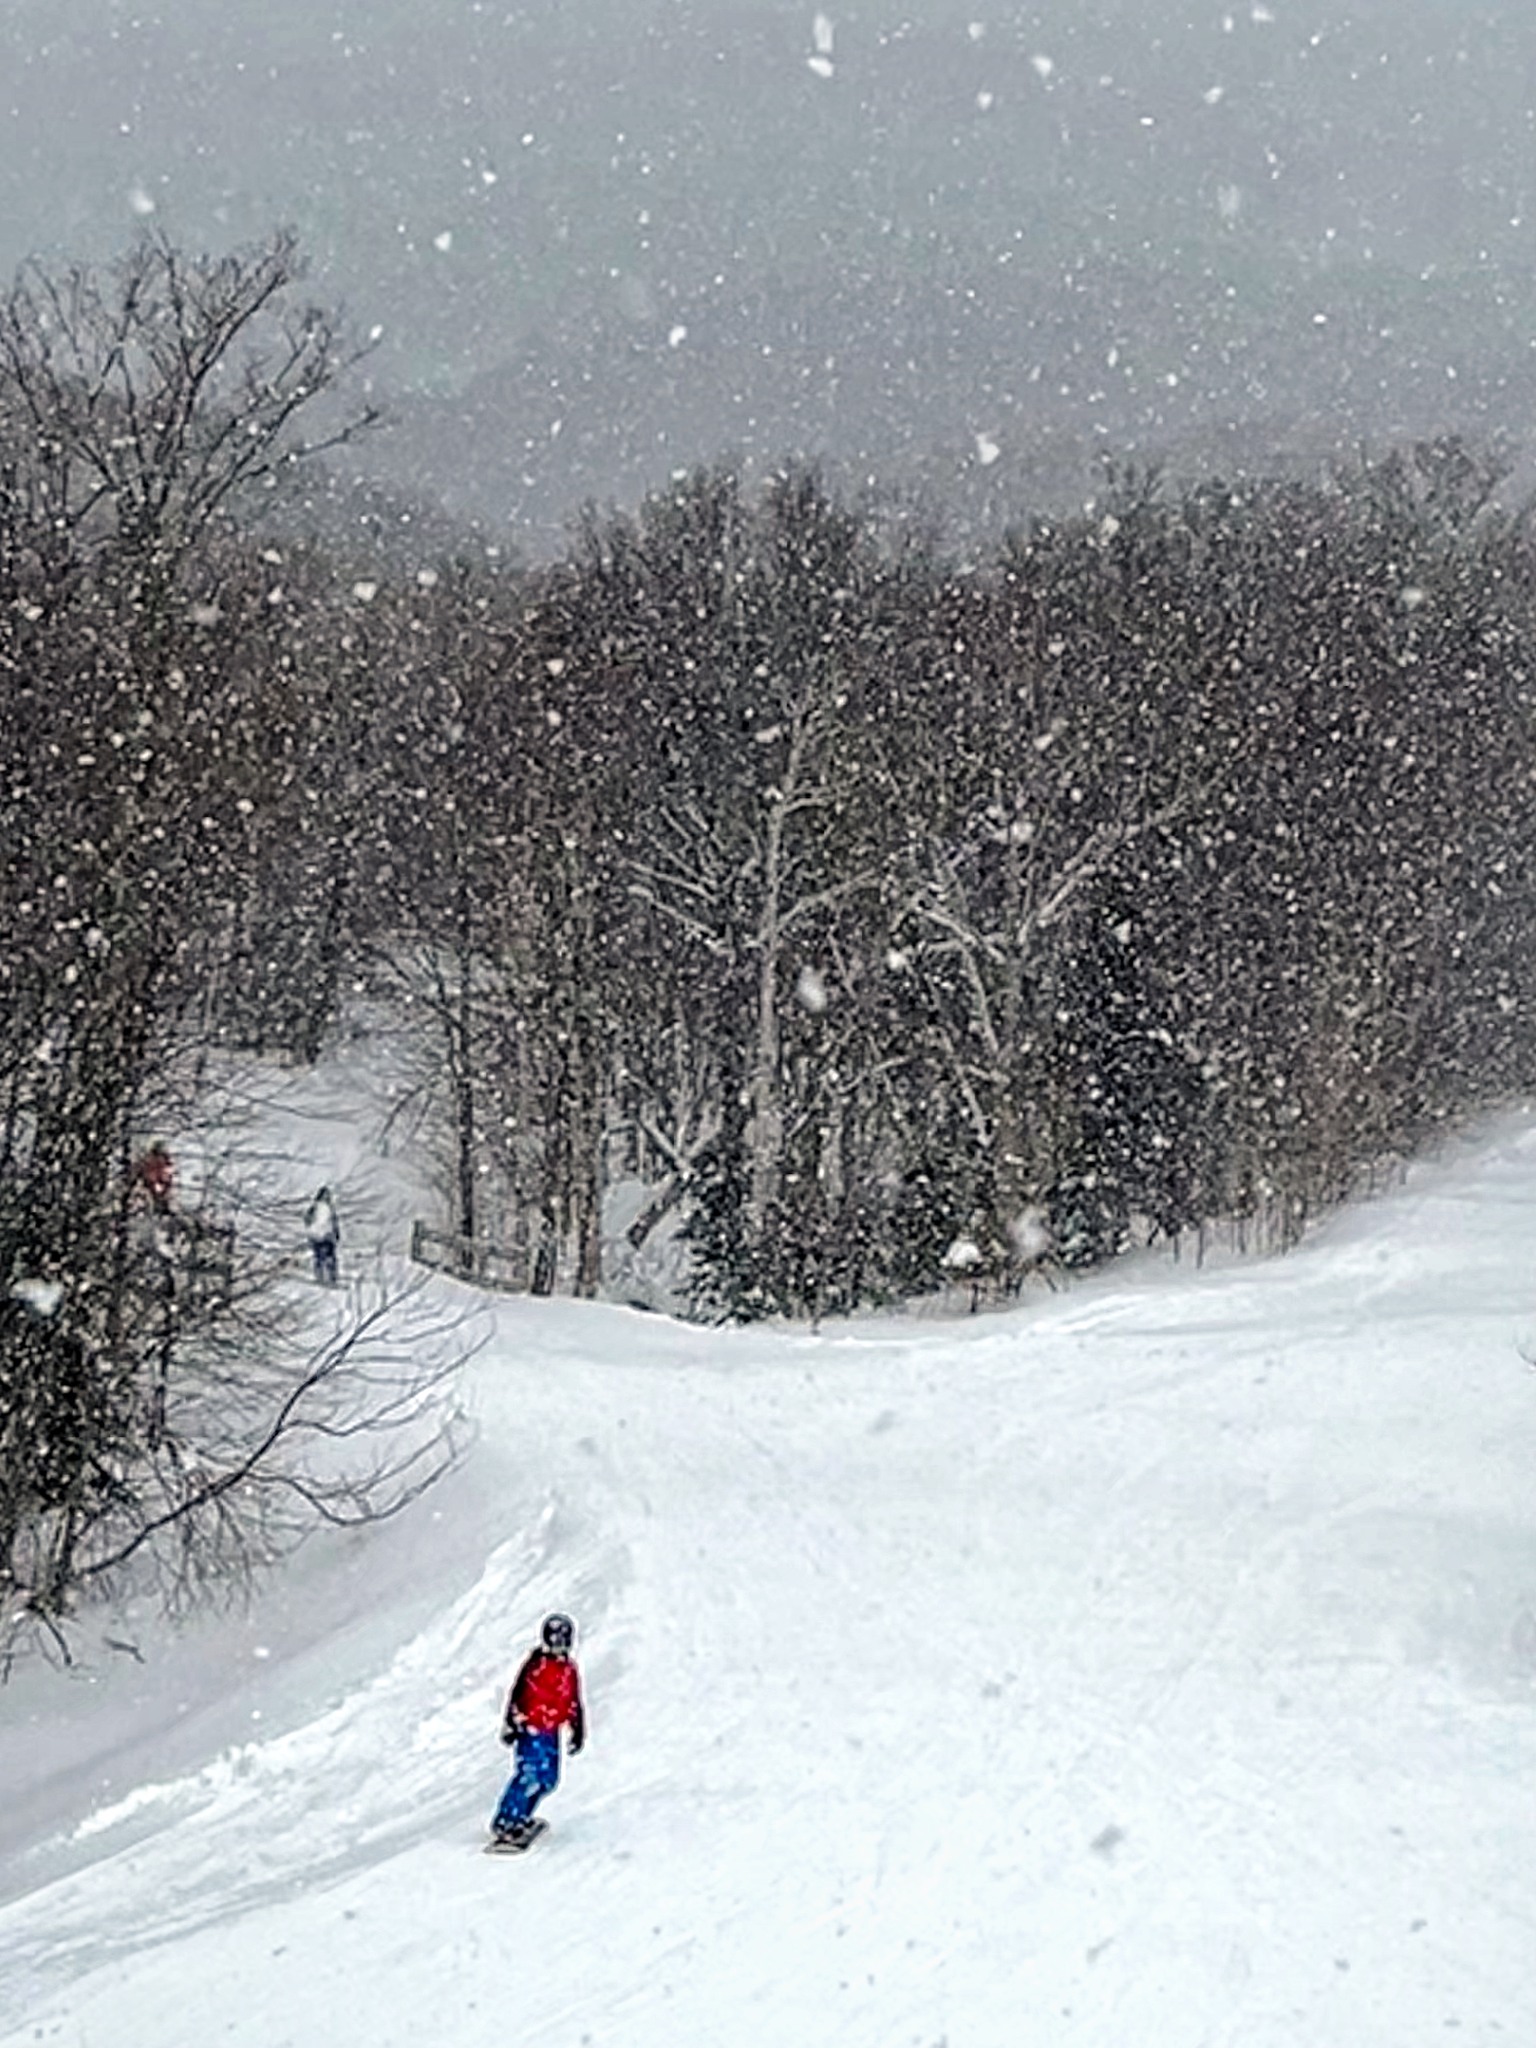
[
  {"left": 6, "top": 232, "right": 1536, "bottom": 1365},
  {"left": 429, "top": 439, "right": 1536, "bottom": 1318}
]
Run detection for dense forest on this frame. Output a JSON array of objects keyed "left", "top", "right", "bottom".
[{"left": 5, "top": 234, "right": 1536, "bottom": 1635}]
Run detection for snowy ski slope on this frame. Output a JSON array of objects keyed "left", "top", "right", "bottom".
[{"left": 1, "top": 1050, "right": 1533, "bottom": 2048}]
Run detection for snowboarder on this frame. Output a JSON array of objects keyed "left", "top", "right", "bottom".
[
  {"left": 304, "top": 1185, "right": 340, "bottom": 1285},
  {"left": 134, "top": 1141, "right": 175, "bottom": 1214},
  {"left": 488, "top": 1612, "right": 585, "bottom": 1851}
]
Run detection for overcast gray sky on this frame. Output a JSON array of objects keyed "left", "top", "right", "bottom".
[{"left": 3, "top": 1, "right": 1533, "bottom": 542}]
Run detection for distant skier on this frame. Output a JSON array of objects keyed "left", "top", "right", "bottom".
[
  {"left": 304, "top": 1185, "right": 340, "bottom": 1285},
  {"left": 134, "top": 1141, "right": 175, "bottom": 1214},
  {"left": 488, "top": 1613, "right": 585, "bottom": 1851}
]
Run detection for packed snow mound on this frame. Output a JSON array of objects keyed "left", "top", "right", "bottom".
[{"left": 0, "top": 1053, "right": 1532, "bottom": 2048}]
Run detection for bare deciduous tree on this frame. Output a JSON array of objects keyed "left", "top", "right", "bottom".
[{"left": 2, "top": 1271, "right": 473, "bottom": 1671}]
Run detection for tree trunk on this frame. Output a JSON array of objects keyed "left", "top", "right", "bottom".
[
  {"left": 570, "top": 991, "right": 604, "bottom": 1298},
  {"left": 453, "top": 934, "right": 477, "bottom": 1264},
  {"left": 745, "top": 796, "right": 787, "bottom": 1246},
  {"left": 992, "top": 807, "right": 1031, "bottom": 1241}
]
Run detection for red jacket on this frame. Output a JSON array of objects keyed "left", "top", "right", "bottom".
[
  {"left": 135, "top": 1148, "right": 175, "bottom": 1210},
  {"left": 505, "top": 1649, "right": 585, "bottom": 1745}
]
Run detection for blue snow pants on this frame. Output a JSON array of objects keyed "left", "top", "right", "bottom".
[{"left": 493, "top": 1729, "right": 561, "bottom": 1832}]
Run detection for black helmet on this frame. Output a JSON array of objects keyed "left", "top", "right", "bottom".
[{"left": 541, "top": 1612, "right": 574, "bottom": 1652}]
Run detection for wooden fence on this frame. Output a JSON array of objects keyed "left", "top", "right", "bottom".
[{"left": 409, "top": 1219, "right": 534, "bottom": 1294}]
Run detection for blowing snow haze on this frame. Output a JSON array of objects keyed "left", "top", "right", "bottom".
[{"left": 3, "top": 0, "right": 1534, "bottom": 550}]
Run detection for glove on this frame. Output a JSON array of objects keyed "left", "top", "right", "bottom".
[
  {"left": 500, "top": 1726, "right": 518, "bottom": 1747},
  {"left": 568, "top": 1732, "right": 584, "bottom": 1756}
]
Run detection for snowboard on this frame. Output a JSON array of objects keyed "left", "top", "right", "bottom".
[{"left": 485, "top": 1819, "right": 548, "bottom": 1855}]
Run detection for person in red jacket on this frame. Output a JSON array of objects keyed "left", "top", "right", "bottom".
[
  {"left": 489, "top": 1613, "right": 585, "bottom": 1849},
  {"left": 134, "top": 1142, "right": 175, "bottom": 1213}
]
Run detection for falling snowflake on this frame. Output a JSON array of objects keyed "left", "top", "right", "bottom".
[
  {"left": 10, "top": 1276, "right": 63, "bottom": 1316},
  {"left": 809, "top": 11, "right": 834, "bottom": 76},
  {"left": 796, "top": 965, "right": 829, "bottom": 1013}
]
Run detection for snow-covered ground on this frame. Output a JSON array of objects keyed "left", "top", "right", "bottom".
[{"left": 2, "top": 1050, "right": 1534, "bottom": 2048}]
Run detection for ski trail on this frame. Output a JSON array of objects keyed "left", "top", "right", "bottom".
[{"left": 0, "top": 1492, "right": 627, "bottom": 2022}]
